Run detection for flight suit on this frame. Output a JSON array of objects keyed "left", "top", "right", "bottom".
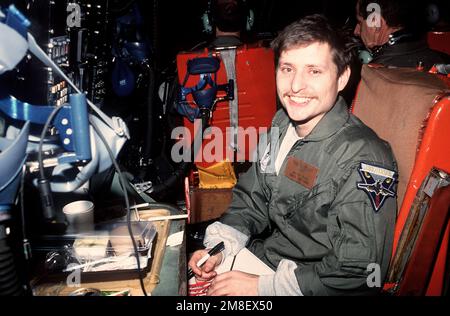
[{"left": 219, "top": 96, "right": 398, "bottom": 295}]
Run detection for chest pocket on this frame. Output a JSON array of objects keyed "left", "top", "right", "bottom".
[{"left": 284, "top": 180, "right": 335, "bottom": 227}]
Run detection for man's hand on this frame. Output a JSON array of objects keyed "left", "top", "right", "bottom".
[
  {"left": 207, "top": 271, "right": 259, "bottom": 296},
  {"left": 188, "top": 249, "right": 223, "bottom": 281}
]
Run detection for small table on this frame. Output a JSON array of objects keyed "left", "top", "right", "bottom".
[{"left": 31, "top": 208, "right": 187, "bottom": 296}]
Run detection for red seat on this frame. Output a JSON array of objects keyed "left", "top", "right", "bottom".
[
  {"left": 395, "top": 185, "right": 450, "bottom": 295},
  {"left": 176, "top": 43, "right": 277, "bottom": 167},
  {"left": 427, "top": 31, "right": 450, "bottom": 56},
  {"left": 352, "top": 64, "right": 450, "bottom": 295}
]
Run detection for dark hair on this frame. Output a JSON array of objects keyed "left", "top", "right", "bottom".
[
  {"left": 356, "top": 0, "right": 417, "bottom": 29},
  {"left": 271, "top": 14, "right": 356, "bottom": 77},
  {"left": 211, "top": 0, "right": 247, "bottom": 32}
]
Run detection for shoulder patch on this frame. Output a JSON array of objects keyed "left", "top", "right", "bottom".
[{"left": 356, "top": 163, "right": 397, "bottom": 212}]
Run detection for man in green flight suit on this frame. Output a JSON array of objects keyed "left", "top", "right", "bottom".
[{"left": 188, "top": 14, "right": 398, "bottom": 296}]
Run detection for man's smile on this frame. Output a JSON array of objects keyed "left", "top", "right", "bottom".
[{"left": 288, "top": 95, "right": 315, "bottom": 106}]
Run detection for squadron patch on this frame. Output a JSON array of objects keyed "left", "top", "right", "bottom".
[{"left": 357, "top": 163, "right": 397, "bottom": 212}]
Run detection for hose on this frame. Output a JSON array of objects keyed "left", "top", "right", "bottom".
[{"left": 150, "top": 114, "right": 208, "bottom": 195}]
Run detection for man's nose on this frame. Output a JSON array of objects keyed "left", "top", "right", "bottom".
[{"left": 291, "top": 71, "right": 307, "bottom": 93}]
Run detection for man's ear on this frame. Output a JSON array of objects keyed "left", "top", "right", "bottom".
[{"left": 338, "top": 66, "right": 351, "bottom": 92}]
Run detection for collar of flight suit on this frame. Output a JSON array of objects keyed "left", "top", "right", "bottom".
[{"left": 273, "top": 96, "right": 350, "bottom": 143}]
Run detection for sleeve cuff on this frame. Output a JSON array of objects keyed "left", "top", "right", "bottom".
[
  {"left": 258, "top": 259, "right": 304, "bottom": 296},
  {"left": 204, "top": 222, "right": 249, "bottom": 263},
  {"left": 258, "top": 274, "right": 276, "bottom": 296}
]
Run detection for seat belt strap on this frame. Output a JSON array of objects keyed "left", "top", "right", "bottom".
[{"left": 220, "top": 49, "right": 239, "bottom": 154}]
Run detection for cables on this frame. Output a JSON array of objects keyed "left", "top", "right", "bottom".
[
  {"left": 150, "top": 113, "right": 209, "bottom": 195},
  {"left": 37, "top": 103, "right": 65, "bottom": 220},
  {"left": 38, "top": 104, "right": 65, "bottom": 180},
  {"left": 90, "top": 119, "right": 148, "bottom": 296},
  {"left": 35, "top": 99, "right": 148, "bottom": 295}
]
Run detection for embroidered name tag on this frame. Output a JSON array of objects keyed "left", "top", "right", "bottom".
[{"left": 284, "top": 156, "right": 319, "bottom": 190}]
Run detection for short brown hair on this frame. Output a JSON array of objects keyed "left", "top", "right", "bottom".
[{"left": 271, "top": 14, "right": 357, "bottom": 77}]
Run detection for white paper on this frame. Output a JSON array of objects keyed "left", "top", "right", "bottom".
[{"left": 215, "top": 248, "right": 275, "bottom": 276}]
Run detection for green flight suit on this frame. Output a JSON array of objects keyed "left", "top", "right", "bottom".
[{"left": 220, "top": 96, "right": 398, "bottom": 295}]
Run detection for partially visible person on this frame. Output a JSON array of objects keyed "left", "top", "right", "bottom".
[
  {"left": 207, "top": 0, "right": 249, "bottom": 48},
  {"left": 167, "top": 0, "right": 250, "bottom": 122},
  {"left": 354, "top": 0, "right": 449, "bottom": 69},
  {"left": 426, "top": 2, "right": 450, "bottom": 31}
]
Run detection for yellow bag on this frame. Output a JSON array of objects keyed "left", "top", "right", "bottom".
[{"left": 197, "top": 161, "right": 237, "bottom": 189}]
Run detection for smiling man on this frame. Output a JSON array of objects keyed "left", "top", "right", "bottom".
[
  {"left": 188, "top": 14, "right": 398, "bottom": 296},
  {"left": 275, "top": 41, "right": 350, "bottom": 138}
]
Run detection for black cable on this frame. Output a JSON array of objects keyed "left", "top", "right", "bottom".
[
  {"left": 150, "top": 113, "right": 209, "bottom": 195},
  {"left": 37, "top": 104, "right": 66, "bottom": 220},
  {"left": 35, "top": 98, "right": 147, "bottom": 295},
  {"left": 37, "top": 104, "right": 65, "bottom": 181},
  {"left": 90, "top": 118, "right": 148, "bottom": 296}
]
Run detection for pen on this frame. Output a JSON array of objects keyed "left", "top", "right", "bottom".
[
  {"left": 187, "top": 241, "right": 225, "bottom": 279},
  {"left": 230, "top": 255, "right": 237, "bottom": 271}
]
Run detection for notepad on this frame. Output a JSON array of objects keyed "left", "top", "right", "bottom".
[
  {"left": 215, "top": 248, "right": 275, "bottom": 275},
  {"left": 188, "top": 248, "right": 274, "bottom": 296}
]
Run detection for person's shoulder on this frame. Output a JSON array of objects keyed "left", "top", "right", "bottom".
[
  {"left": 327, "top": 115, "right": 396, "bottom": 168},
  {"left": 271, "top": 107, "right": 289, "bottom": 127},
  {"left": 374, "top": 38, "right": 448, "bottom": 68},
  {"left": 209, "top": 36, "right": 243, "bottom": 49}
]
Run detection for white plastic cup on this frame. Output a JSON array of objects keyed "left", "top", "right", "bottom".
[{"left": 63, "top": 200, "right": 94, "bottom": 232}]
